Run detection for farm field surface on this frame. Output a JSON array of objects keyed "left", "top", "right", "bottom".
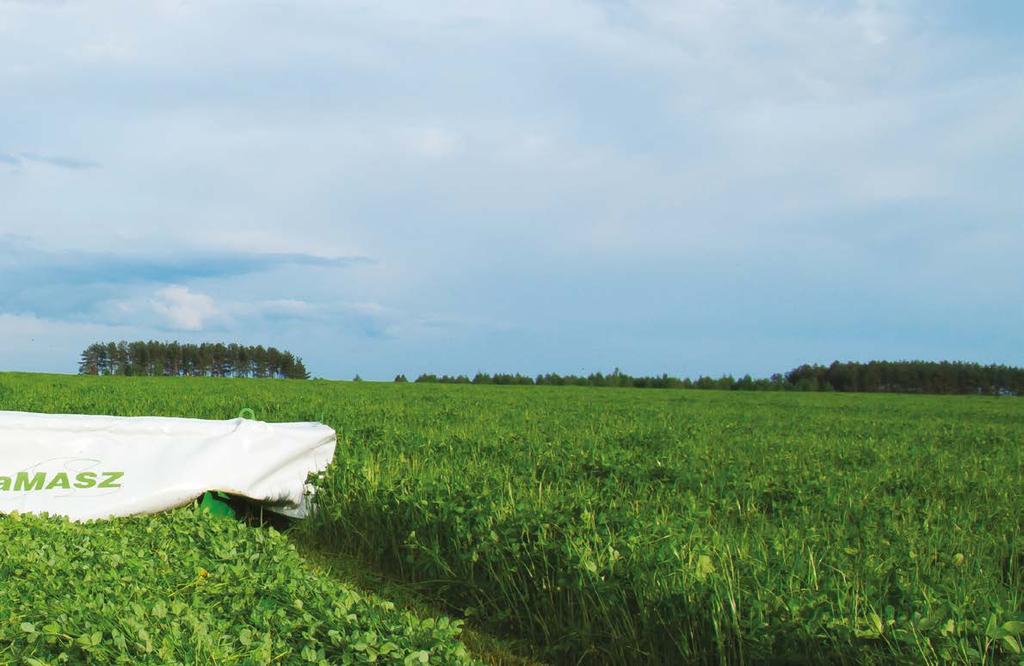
[{"left": 0, "top": 373, "right": 1022, "bottom": 664}]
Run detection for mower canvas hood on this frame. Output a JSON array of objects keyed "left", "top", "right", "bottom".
[{"left": 0, "top": 410, "right": 336, "bottom": 521}]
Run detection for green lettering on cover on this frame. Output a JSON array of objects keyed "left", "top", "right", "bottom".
[
  {"left": 45, "top": 472, "right": 71, "bottom": 490},
  {"left": 74, "top": 472, "right": 97, "bottom": 488},
  {"left": 98, "top": 471, "right": 124, "bottom": 489},
  {"left": 14, "top": 472, "right": 45, "bottom": 491}
]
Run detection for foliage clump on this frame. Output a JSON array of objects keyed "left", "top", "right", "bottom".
[
  {"left": 409, "top": 361, "right": 1024, "bottom": 395},
  {"left": 0, "top": 508, "right": 473, "bottom": 665},
  {"left": 78, "top": 341, "right": 310, "bottom": 379}
]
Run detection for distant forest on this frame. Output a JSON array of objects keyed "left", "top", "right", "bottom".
[
  {"left": 75, "top": 345, "right": 1022, "bottom": 395},
  {"left": 78, "top": 341, "right": 310, "bottom": 379},
  {"left": 403, "top": 361, "right": 1023, "bottom": 396}
]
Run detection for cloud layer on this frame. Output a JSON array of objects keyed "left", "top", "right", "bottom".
[
  {"left": 0, "top": 152, "right": 99, "bottom": 170},
  {"left": 0, "top": 1, "right": 1021, "bottom": 378}
]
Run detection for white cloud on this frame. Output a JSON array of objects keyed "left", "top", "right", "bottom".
[
  {"left": 149, "top": 286, "right": 218, "bottom": 331},
  {"left": 405, "top": 128, "right": 459, "bottom": 158}
]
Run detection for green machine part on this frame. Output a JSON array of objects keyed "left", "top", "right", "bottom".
[{"left": 199, "top": 491, "right": 237, "bottom": 518}]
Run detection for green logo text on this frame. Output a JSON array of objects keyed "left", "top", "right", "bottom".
[{"left": 0, "top": 471, "right": 124, "bottom": 492}]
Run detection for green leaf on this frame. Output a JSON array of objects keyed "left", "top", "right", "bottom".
[
  {"left": 405, "top": 651, "right": 430, "bottom": 665},
  {"left": 870, "top": 612, "right": 884, "bottom": 636},
  {"left": 695, "top": 555, "right": 715, "bottom": 582},
  {"left": 988, "top": 614, "right": 1005, "bottom": 639}
]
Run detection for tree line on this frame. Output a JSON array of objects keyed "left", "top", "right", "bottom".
[
  {"left": 78, "top": 341, "right": 310, "bottom": 379},
  {"left": 399, "top": 361, "right": 1023, "bottom": 396}
]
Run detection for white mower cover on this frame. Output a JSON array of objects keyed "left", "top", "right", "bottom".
[{"left": 0, "top": 410, "right": 336, "bottom": 521}]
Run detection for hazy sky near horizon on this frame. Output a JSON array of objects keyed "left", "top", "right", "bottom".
[{"left": 1, "top": 0, "right": 1021, "bottom": 379}]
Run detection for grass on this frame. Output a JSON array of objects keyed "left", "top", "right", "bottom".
[
  {"left": 1, "top": 372, "right": 1023, "bottom": 663},
  {"left": 292, "top": 538, "right": 545, "bottom": 666}
]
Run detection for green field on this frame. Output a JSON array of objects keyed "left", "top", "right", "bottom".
[{"left": 1, "top": 373, "right": 1022, "bottom": 664}]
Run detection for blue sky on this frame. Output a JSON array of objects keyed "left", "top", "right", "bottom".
[{"left": 1, "top": 1, "right": 1021, "bottom": 380}]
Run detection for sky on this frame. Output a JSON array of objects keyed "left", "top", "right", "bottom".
[{"left": 1, "top": 0, "right": 1021, "bottom": 380}]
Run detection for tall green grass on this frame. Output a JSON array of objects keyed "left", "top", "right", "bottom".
[{"left": 1, "top": 373, "right": 1022, "bottom": 663}]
